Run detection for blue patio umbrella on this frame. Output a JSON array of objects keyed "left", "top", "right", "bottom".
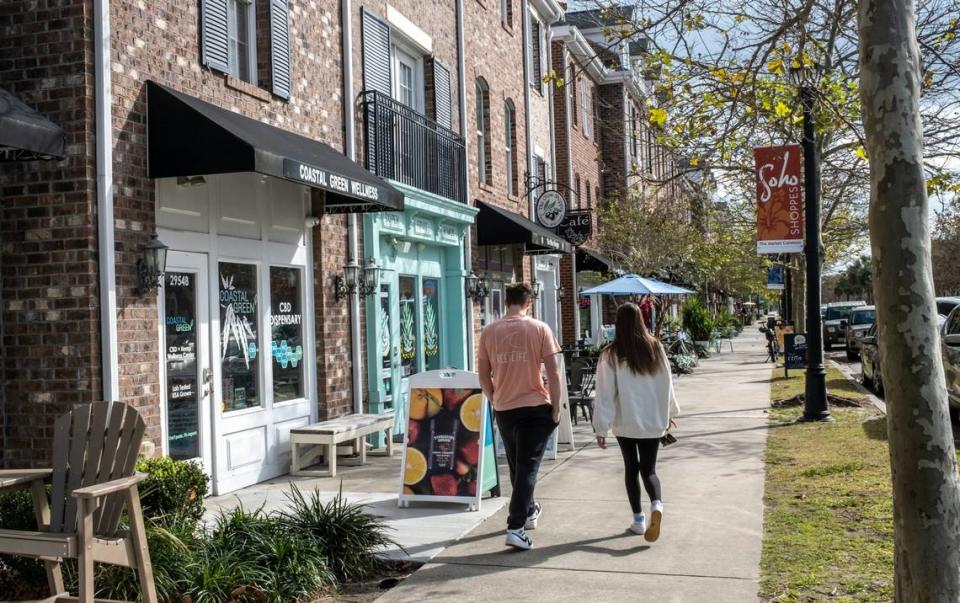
[{"left": 579, "top": 274, "right": 695, "bottom": 296}]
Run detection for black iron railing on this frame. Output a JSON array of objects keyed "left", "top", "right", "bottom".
[{"left": 361, "top": 90, "right": 467, "bottom": 204}]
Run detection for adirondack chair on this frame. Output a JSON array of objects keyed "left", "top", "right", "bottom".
[{"left": 0, "top": 402, "right": 158, "bottom": 603}]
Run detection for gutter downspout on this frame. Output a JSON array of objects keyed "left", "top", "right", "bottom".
[
  {"left": 545, "top": 23, "right": 561, "bottom": 343},
  {"left": 521, "top": 0, "right": 535, "bottom": 293},
  {"left": 522, "top": 0, "right": 534, "bottom": 219},
  {"left": 94, "top": 0, "right": 119, "bottom": 402},
  {"left": 562, "top": 46, "right": 580, "bottom": 342},
  {"left": 342, "top": 0, "right": 363, "bottom": 414},
  {"left": 455, "top": 0, "right": 475, "bottom": 370}
]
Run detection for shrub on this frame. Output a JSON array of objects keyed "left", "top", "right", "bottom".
[
  {"left": 0, "top": 490, "right": 46, "bottom": 598},
  {"left": 682, "top": 297, "right": 715, "bottom": 342},
  {"left": 279, "top": 485, "right": 396, "bottom": 582},
  {"left": 136, "top": 456, "right": 209, "bottom": 523}
]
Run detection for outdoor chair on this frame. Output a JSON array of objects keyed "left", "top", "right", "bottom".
[
  {"left": 567, "top": 358, "right": 596, "bottom": 425},
  {"left": 0, "top": 401, "right": 157, "bottom": 603}
]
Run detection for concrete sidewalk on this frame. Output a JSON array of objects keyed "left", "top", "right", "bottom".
[{"left": 378, "top": 330, "right": 772, "bottom": 602}]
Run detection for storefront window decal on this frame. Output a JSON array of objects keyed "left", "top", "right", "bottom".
[
  {"left": 164, "top": 271, "right": 200, "bottom": 460},
  {"left": 270, "top": 267, "right": 304, "bottom": 402},
  {"left": 219, "top": 263, "right": 260, "bottom": 412},
  {"left": 399, "top": 276, "right": 418, "bottom": 377},
  {"left": 422, "top": 277, "right": 441, "bottom": 371}
]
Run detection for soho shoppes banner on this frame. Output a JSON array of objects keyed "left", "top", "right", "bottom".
[{"left": 755, "top": 145, "right": 804, "bottom": 254}]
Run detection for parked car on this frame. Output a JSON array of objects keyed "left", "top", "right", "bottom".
[
  {"left": 844, "top": 305, "right": 875, "bottom": 360},
  {"left": 823, "top": 301, "right": 866, "bottom": 350},
  {"left": 936, "top": 296, "right": 960, "bottom": 317},
  {"left": 941, "top": 305, "right": 960, "bottom": 422},
  {"left": 860, "top": 323, "right": 883, "bottom": 395}
]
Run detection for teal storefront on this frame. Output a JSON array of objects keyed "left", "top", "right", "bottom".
[{"left": 364, "top": 182, "right": 478, "bottom": 442}]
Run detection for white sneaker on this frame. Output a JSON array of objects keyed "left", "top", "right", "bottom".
[
  {"left": 524, "top": 501, "right": 542, "bottom": 530},
  {"left": 629, "top": 514, "right": 647, "bottom": 535},
  {"left": 645, "top": 500, "right": 663, "bottom": 542},
  {"left": 505, "top": 528, "right": 533, "bottom": 550}
]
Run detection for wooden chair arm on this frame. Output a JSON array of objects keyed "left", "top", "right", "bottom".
[
  {"left": 0, "top": 469, "right": 52, "bottom": 491},
  {"left": 71, "top": 472, "right": 148, "bottom": 499}
]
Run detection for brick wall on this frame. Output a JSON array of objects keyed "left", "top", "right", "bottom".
[
  {"left": 109, "top": 0, "right": 349, "bottom": 439},
  {"left": 463, "top": 0, "right": 530, "bottom": 353},
  {"left": 0, "top": 0, "right": 101, "bottom": 466},
  {"left": 551, "top": 41, "right": 604, "bottom": 345}
]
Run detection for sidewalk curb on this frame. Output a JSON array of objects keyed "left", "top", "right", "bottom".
[{"left": 827, "top": 359, "right": 887, "bottom": 415}]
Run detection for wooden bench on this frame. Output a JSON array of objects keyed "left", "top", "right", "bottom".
[{"left": 290, "top": 413, "right": 395, "bottom": 477}]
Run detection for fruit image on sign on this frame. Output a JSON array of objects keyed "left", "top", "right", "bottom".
[{"left": 403, "top": 387, "right": 483, "bottom": 497}]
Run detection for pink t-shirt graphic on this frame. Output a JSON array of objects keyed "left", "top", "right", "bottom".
[{"left": 478, "top": 315, "right": 562, "bottom": 411}]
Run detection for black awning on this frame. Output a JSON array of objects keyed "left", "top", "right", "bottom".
[
  {"left": 576, "top": 247, "right": 622, "bottom": 275},
  {"left": 476, "top": 201, "right": 573, "bottom": 255},
  {"left": 146, "top": 81, "right": 403, "bottom": 213},
  {"left": 0, "top": 88, "right": 65, "bottom": 161}
]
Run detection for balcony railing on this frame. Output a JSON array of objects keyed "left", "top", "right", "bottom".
[{"left": 361, "top": 90, "right": 467, "bottom": 204}]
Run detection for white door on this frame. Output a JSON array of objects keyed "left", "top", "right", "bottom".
[
  {"left": 160, "top": 251, "right": 213, "bottom": 472},
  {"left": 212, "top": 259, "right": 313, "bottom": 494},
  {"left": 537, "top": 258, "right": 560, "bottom": 339}
]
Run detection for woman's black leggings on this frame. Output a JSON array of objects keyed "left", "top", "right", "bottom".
[{"left": 616, "top": 437, "right": 662, "bottom": 514}]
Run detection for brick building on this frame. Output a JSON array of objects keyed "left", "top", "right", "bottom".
[
  {"left": 1, "top": 0, "right": 687, "bottom": 495},
  {"left": 1, "top": 0, "right": 405, "bottom": 494}
]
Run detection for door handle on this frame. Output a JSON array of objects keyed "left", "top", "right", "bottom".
[{"left": 202, "top": 368, "right": 214, "bottom": 398}]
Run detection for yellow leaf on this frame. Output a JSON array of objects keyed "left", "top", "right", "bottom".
[
  {"left": 774, "top": 101, "right": 791, "bottom": 118},
  {"left": 767, "top": 59, "right": 784, "bottom": 75},
  {"left": 855, "top": 146, "right": 867, "bottom": 160},
  {"left": 649, "top": 107, "right": 668, "bottom": 127}
]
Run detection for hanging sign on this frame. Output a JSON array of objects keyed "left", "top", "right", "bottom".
[
  {"left": 755, "top": 145, "right": 804, "bottom": 254},
  {"left": 766, "top": 265, "right": 786, "bottom": 290},
  {"left": 557, "top": 209, "right": 592, "bottom": 246},
  {"left": 398, "top": 370, "right": 497, "bottom": 511},
  {"left": 535, "top": 190, "right": 567, "bottom": 228}
]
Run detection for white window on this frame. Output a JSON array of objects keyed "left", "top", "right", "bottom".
[
  {"left": 580, "top": 82, "right": 590, "bottom": 139},
  {"left": 528, "top": 17, "right": 543, "bottom": 92},
  {"left": 505, "top": 100, "right": 517, "bottom": 196},
  {"left": 501, "top": 0, "right": 512, "bottom": 28},
  {"left": 227, "top": 0, "right": 256, "bottom": 83},
  {"left": 476, "top": 79, "right": 490, "bottom": 184},
  {"left": 392, "top": 44, "right": 424, "bottom": 112}
]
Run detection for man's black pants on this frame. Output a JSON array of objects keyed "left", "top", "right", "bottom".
[{"left": 495, "top": 404, "right": 558, "bottom": 530}]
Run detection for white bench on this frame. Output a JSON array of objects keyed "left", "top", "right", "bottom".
[{"left": 290, "top": 413, "right": 395, "bottom": 477}]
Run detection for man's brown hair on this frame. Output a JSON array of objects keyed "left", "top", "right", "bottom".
[{"left": 505, "top": 282, "right": 534, "bottom": 307}]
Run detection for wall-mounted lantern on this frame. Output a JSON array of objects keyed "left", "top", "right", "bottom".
[
  {"left": 138, "top": 232, "right": 168, "bottom": 293},
  {"left": 465, "top": 271, "right": 489, "bottom": 302},
  {"left": 335, "top": 259, "right": 380, "bottom": 302}
]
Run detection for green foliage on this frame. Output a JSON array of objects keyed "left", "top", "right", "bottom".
[
  {"left": 832, "top": 255, "right": 873, "bottom": 302},
  {"left": 0, "top": 490, "right": 46, "bottom": 598},
  {"left": 0, "top": 458, "right": 390, "bottom": 601},
  {"left": 682, "top": 297, "right": 715, "bottom": 341},
  {"left": 279, "top": 485, "right": 397, "bottom": 582},
  {"left": 136, "top": 456, "right": 209, "bottom": 523}
]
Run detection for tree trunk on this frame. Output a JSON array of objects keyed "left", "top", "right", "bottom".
[{"left": 859, "top": 1, "right": 960, "bottom": 600}]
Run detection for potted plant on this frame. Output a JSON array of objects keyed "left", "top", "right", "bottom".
[{"left": 683, "top": 298, "right": 715, "bottom": 349}]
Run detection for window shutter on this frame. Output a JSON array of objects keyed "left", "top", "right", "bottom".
[
  {"left": 432, "top": 60, "right": 453, "bottom": 130},
  {"left": 361, "top": 8, "right": 392, "bottom": 96},
  {"left": 531, "top": 21, "right": 542, "bottom": 91},
  {"left": 270, "top": 0, "right": 291, "bottom": 99},
  {"left": 201, "top": 0, "right": 230, "bottom": 73}
]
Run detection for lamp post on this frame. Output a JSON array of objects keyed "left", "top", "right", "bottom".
[{"left": 789, "top": 63, "right": 830, "bottom": 421}]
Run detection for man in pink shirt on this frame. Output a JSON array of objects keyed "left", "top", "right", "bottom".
[{"left": 478, "top": 282, "right": 563, "bottom": 550}]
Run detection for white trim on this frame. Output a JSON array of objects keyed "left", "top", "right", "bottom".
[
  {"left": 387, "top": 5, "right": 433, "bottom": 54},
  {"left": 527, "top": 0, "right": 562, "bottom": 23},
  {"left": 94, "top": 0, "right": 118, "bottom": 402},
  {"left": 343, "top": 0, "right": 363, "bottom": 414}
]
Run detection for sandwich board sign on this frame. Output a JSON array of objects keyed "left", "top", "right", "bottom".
[{"left": 398, "top": 369, "right": 499, "bottom": 511}]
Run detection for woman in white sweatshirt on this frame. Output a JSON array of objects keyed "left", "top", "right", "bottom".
[{"left": 593, "top": 302, "right": 680, "bottom": 542}]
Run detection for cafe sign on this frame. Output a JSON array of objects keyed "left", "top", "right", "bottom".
[
  {"left": 557, "top": 210, "right": 592, "bottom": 246},
  {"left": 754, "top": 145, "right": 803, "bottom": 254}
]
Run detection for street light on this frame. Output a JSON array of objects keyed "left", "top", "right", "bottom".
[{"left": 788, "top": 62, "right": 831, "bottom": 421}]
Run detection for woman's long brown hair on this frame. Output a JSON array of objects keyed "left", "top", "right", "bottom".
[{"left": 604, "top": 302, "right": 666, "bottom": 375}]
